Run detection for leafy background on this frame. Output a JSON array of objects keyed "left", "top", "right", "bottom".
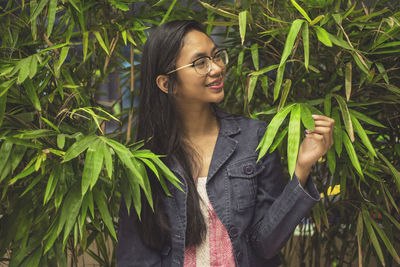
[{"left": 0, "top": 0, "right": 399, "bottom": 266}]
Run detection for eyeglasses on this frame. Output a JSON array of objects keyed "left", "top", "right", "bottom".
[{"left": 166, "top": 49, "right": 228, "bottom": 75}]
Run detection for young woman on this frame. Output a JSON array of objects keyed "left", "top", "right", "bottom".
[{"left": 117, "top": 20, "right": 334, "bottom": 267}]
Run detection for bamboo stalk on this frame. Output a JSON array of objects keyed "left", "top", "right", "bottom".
[{"left": 126, "top": 45, "right": 135, "bottom": 143}]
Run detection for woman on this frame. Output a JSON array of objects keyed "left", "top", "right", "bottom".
[{"left": 117, "top": 20, "right": 334, "bottom": 267}]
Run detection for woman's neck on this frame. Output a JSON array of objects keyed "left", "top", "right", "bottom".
[{"left": 177, "top": 103, "right": 219, "bottom": 140}]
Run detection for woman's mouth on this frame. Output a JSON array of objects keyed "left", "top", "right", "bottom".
[{"left": 206, "top": 80, "right": 224, "bottom": 90}]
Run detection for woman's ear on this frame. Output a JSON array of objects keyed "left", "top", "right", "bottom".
[{"left": 156, "top": 75, "right": 169, "bottom": 94}]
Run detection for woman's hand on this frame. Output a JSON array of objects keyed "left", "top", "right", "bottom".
[{"left": 295, "top": 115, "right": 335, "bottom": 186}]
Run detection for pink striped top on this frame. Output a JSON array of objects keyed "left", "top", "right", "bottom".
[{"left": 184, "top": 177, "right": 236, "bottom": 267}]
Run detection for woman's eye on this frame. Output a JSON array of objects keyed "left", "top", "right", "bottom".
[{"left": 194, "top": 58, "right": 207, "bottom": 68}]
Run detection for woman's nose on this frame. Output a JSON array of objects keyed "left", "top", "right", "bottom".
[{"left": 208, "top": 60, "right": 224, "bottom": 76}]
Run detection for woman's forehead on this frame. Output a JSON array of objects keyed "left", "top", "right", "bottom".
[{"left": 180, "top": 30, "right": 216, "bottom": 61}]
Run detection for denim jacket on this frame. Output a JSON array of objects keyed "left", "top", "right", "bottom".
[{"left": 117, "top": 111, "right": 320, "bottom": 267}]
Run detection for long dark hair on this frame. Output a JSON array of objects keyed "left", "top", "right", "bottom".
[{"left": 135, "top": 20, "right": 208, "bottom": 249}]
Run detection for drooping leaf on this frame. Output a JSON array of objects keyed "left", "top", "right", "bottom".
[
  {"left": 30, "top": 0, "right": 49, "bottom": 22},
  {"left": 300, "top": 103, "right": 315, "bottom": 130},
  {"left": 257, "top": 103, "right": 295, "bottom": 161},
  {"left": 362, "top": 206, "right": 385, "bottom": 266},
  {"left": 287, "top": 104, "right": 301, "bottom": 178},
  {"left": 46, "top": 0, "right": 57, "bottom": 37},
  {"left": 333, "top": 94, "right": 354, "bottom": 142},
  {"left": 290, "top": 0, "right": 311, "bottom": 22},
  {"left": 302, "top": 22, "right": 309, "bottom": 70},
  {"left": 81, "top": 139, "right": 104, "bottom": 195},
  {"left": 345, "top": 62, "right": 352, "bottom": 101},
  {"left": 313, "top": 25, "right": 332, "bottom": 47},
  {"left": 94, "top": 31, "right": 110, "bottom": 55},
  {"left": 251, "top": 43, "right": 259, "bottom": 70},
  {"left": 351, "top": 114, "right": 377, "bottom": 157},
  {"left": 343, "top": 131, "right": 363, "bottom": 178},
  {"left": 239, "top": 11, "right": 247, "bottom": 45},
  {"left": 93, "top": 189, "right": 117, "bottom": 240},
  {"left": 63, "top": 135, "right": 98, "bottom": 162},
  {"left": 332, "top": 108, "right": 343, "bottom": 156},
  {"left": 327, "top": 147, "right": 336, "bottom": 174},
  {"left": 247, "top": 75, "right": 258, "bottom": 103},
  {"left": 277, "top": 79, "right": 292, "bottom": 111}
]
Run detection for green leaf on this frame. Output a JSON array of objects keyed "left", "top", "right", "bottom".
[
  {"left": 57, "top": 134, "right": 65, "bottom": 149},
  {"left": 63, "top": 135, "right": 98, "bottom": 162},
  {"left": 125, "top": 168, "right": 141, "bottom": 218},
  {"left": 14, "top": 129, "right": 56, "bottom": 139},
  {"left": 257, "top": 103, "right": 295, "bottom": 161},
  {"left": 239, "top": 11, "right": 247, "bottom": 45},
  {"left": 30, "top": 0, "right": 49, "bottom": 22},
  {"left": 345, "top": 62, "right": 352, "bottom": 101},
  {"left": 43, "top": 166, "right": 60, "bottom": 204},
  {"left": 351, "top": 114, "right": 376, "bottom": 157},
  {"left": 288, "top": 104, "right": 301, "bottom": 178},
  {"left": 93, "top": 189, "right": 117, "bottom": 239},
  {"left": 290, "top": 0, "right": 311, "bottom": 22},
  {"left": 101, "top": 142, "right": 113, "bottom": 179},
  {"left": 41, "top": 116, "right": 60, "bottom": 133},
  {"left": 151, "top": 157, "right": 183, "bottom": 191},
  {"left": 11, "top": 145, "right": 27, "bottom": 172},
  {"left": 324, "top": 94, "right": 331, "bottom": 117},
  {"left": 20, "top": 174, "right": 43, "bottom": 197},
  {"left": 377, "top": 152, "right": 400, "bottom": 193},
  {"left": 333, "top": 94, "right": 354, "bottom": 142},
  {"left": 82, "top": 31, "right": 88, "bottom": 62},
  {"left": 247, "top": 75, "right": 258, "bottom": 103},
  {"left": 310, "top": 15, "right": 324, "bottom": 26},
  {"left": 24, "top": 78, "right": 41, "bottom": 111},
  {"left": 17, "top": 57, "right": 31, "bottom": 84},
  {"left": 198, "top": 1, "right": 237, "bottom": 19},
  {"left": 81, "top": 140, "right": 104, "bottom": 195},
  {"left": 275, "top": 19, "right": 304, "bottom": 100},
  {"left": 61, "top": 186, "right": 82, "bottom": 247},
  {"left": 251, "top": 43, "right": 259, "bottom": 70},
  {"left": 0, "top": 77, "right": 17, "bottom": 98},
  {"left": 362, "top": 207, "right": 385, "bottom": 266},
  {"left": 0, "top": 140, "right": 13, "bottom": 175},
  {"left": 300, "top": 103, "right": 315, "bottom": 130},
  {"left": 277, "top": 79, "right": 292, "bottom": 111},
  {"left": 327, "top": 147, "right": 336, "bottom": 174},
  {"left": 94, "top": 31, "right": 110, "bottom": 55},
  {"left": 375, "top": 62, "right": 389, "bottom": 84},
  {"left": 160, "top": 0, "right": 176, "bottom": 24},
  {"left": 29, "top": 55, "right": 38, "bottom": 79},
  {"left": 343, "top": 131, "right": 363, "bottom": 178},
  {"left": 8, "top": 165, "right": 36, "bottom": 185},
  {"left": 313, "top": 26, "right": 332, "bottom": 47},
  {"left": 251, "top": 64, "right": 279, "bottom": 76},
  {"left": 270, "top": 127, "right": 288, "bottom": 153},
  {"left": 332, "top": 108, "right": 342, "bottom": 156},
  {"left": 352, "top": 53, "right": 369, "bottom": 75},
  {"left": 46, "top": 0, "right": 57, "bottom": 37},
  {"left": 57, "top": 46, "right": 70, "bottom": 70},
  {"left": 302, "top": 22, "right": 309, "bottom": 70}
]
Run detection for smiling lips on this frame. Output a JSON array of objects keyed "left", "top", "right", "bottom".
[{"left": 206, "top": 79, "right": 224, "bottom": 90}]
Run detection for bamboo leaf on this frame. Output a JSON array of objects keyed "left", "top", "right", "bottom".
[
  {"left": 345, "top": 62, "right": 352, "bottom": 101},
  {"left": 46, "top": 0, "right": 57, "bottom": 37},
  {"left": 332, "top": 108, "right": 343, "bottom": 156},
  {"left": 313, "top": 26, "right": 332, "bottom": 47},
  {"left": 61, "top": 186, "right": 82, "bottom": 247},
  {"left": 288, "top": 104, "right": 301, "bottom": 178},
  {"left": 377, "top": 152, "right": 400, "bottom": 193},
  {"left": 151, "top": 157, "right": 183, "bottom": 191},
  {"left": 251, "top": 43, "right": 259, "bottom": 70},
  {"left": 310, "top": 15, "right": 324, "bottom": 26},
  {"left": 94, "top": 31, "right": 110, "bottom": 55},
  {"left": 278, "top": 79, "right": 292, "bottom": 111},
  {"left": 302, "top": 22, "right": 309, "bottom": 70},
  {"left": 351, "top": 114, "right": 377, "bottom": 157},
  {"left": 24, "top": 78, "right": 41, "bottom": 111},
  {"left": 43, "top": 167, "right": 59, "bottom": 204},
  {"left": 290, "top": 0, "right": 311, "bottom": 22},
  {"left": 29, "top": 54, "right": 38, "bottom": 79},
  {"left": 357, "top": 211, "right": 363, "bottom": 267},
  {"left": 375, "top": 62, "right": 389, "bottom": 84},
  {"left": 82, "top": 31, "right": 88, "bottom": 62},
  {"left": 17, "top": 57, "right": 30, "bottom": 84},
  {"left": 274, "top": 19, "right": 304, "bottom": 100},
  {"left": 63, "top": 135, "right": 98, "bottom": 162},
  {"left": 237, "top": 49, "right": 244, "bottom": 74},
  {"left": 101, "top": 142, "right": 113, "bottom": 179},
  {"left": 93, "top": 189, "right": 117, "bottom": 240},
  {"left": 81, "top": 140, "right": 104, "bottom": 195},
  {"left": 20, "top": 174, "right": 43, "bottom": 197},
  {"left": 362, "top": 207, "right": 385, "bottom": 266},
  {"left": 198, "top": 1, "right": 237, "bottom": 19},
  {"left": 369, "top": 214, "right": 400, "bottom": 264},
  {"left": 160, "top": 0, "right": 176, "bottom": 24},
  {"left": 251, "top": 64, "right": 278, "bottom": 76},
  {"left": 247, "top": 75, "right": 258, "bottom": 103},
  {"left": 324, "top": 94, "right": 331, "bottom": 117},
  {"left": 57, "top": 46, "right": 70, "bottom": 70},
  {"left": 30, "top": 0, "right": 49, "bottom": 22},
  {"left": 270, "top": 127, "right": 288, "bottom": 153},
  {"left": 333, "top": 94, "right": 354, "bottom": 142},
  {"left": 57, "top": 134, "right": 65, "bottom": 149},
  {"left": 343, "top": 131, "right": 363, "bottom": 178},
  {"left": 327, "top": 147, "right": 336, "bottom": 174},
  {"left": 239, "top": 11, "right": 247, "bottom": 45},
  {"left": 257, "top": 103, "right": 295, "bottom": 161},
  {"left": 0, "top": 140, "right": 13, "bottom": 174},
  {"left": 41, "top": 116, "right": 60, "bottom": 133},
  {"left": 300, "top": 103, "right": 315, "bottom": 130}
]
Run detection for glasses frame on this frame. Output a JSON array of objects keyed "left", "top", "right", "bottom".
[{"left": 166, "top": 49, "right": 228, "bottom": 75}]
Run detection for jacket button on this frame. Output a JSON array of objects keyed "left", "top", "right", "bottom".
[
  {"left": 230, "top": 227, "right": 239, "bottom": 237},
  {"left": 243, "top": 164, "right": 254, "bottom": 175}
]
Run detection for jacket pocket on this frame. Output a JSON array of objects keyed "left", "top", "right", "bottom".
[{"left": 227, "top": 157, "right": 264, "bottom": 211}]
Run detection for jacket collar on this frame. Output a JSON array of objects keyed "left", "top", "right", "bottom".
[{"left": 168, "top": 108, "right": 241, "bottom": 187}]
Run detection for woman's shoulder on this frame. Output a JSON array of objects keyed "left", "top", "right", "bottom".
[{"left": 216, "top": 109, "right": 267, "bottom": 135}]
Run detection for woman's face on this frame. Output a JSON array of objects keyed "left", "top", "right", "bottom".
[{"left": 172, "top": 30, "right": 225, "bottom": 106}]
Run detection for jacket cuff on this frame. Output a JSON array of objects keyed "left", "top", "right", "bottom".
[{"left": 293, "top": 173, "right": 320, "bottom": 201}]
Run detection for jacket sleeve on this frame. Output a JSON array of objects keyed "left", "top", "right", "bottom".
[
  {"left": 248, "top": 123, "right": 320, "bottom": 259},
  {"left": 116, "top": 201, "right": 162, "bottom": 267}
]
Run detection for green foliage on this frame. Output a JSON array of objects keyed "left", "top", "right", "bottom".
[{"left": 1, "top": 0, "right": 399, "bottom": 266}]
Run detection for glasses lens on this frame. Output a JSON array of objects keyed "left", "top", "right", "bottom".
[
  {"left": 213, "top": 50, "right": 228, "bottom": 66},
  {"left": 193, "top": 57, "right": 210, "bottom": 75}
]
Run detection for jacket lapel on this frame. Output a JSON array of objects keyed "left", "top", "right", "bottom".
[{"left": 206, "top": 111, "right": 240, "bottom": 183}]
